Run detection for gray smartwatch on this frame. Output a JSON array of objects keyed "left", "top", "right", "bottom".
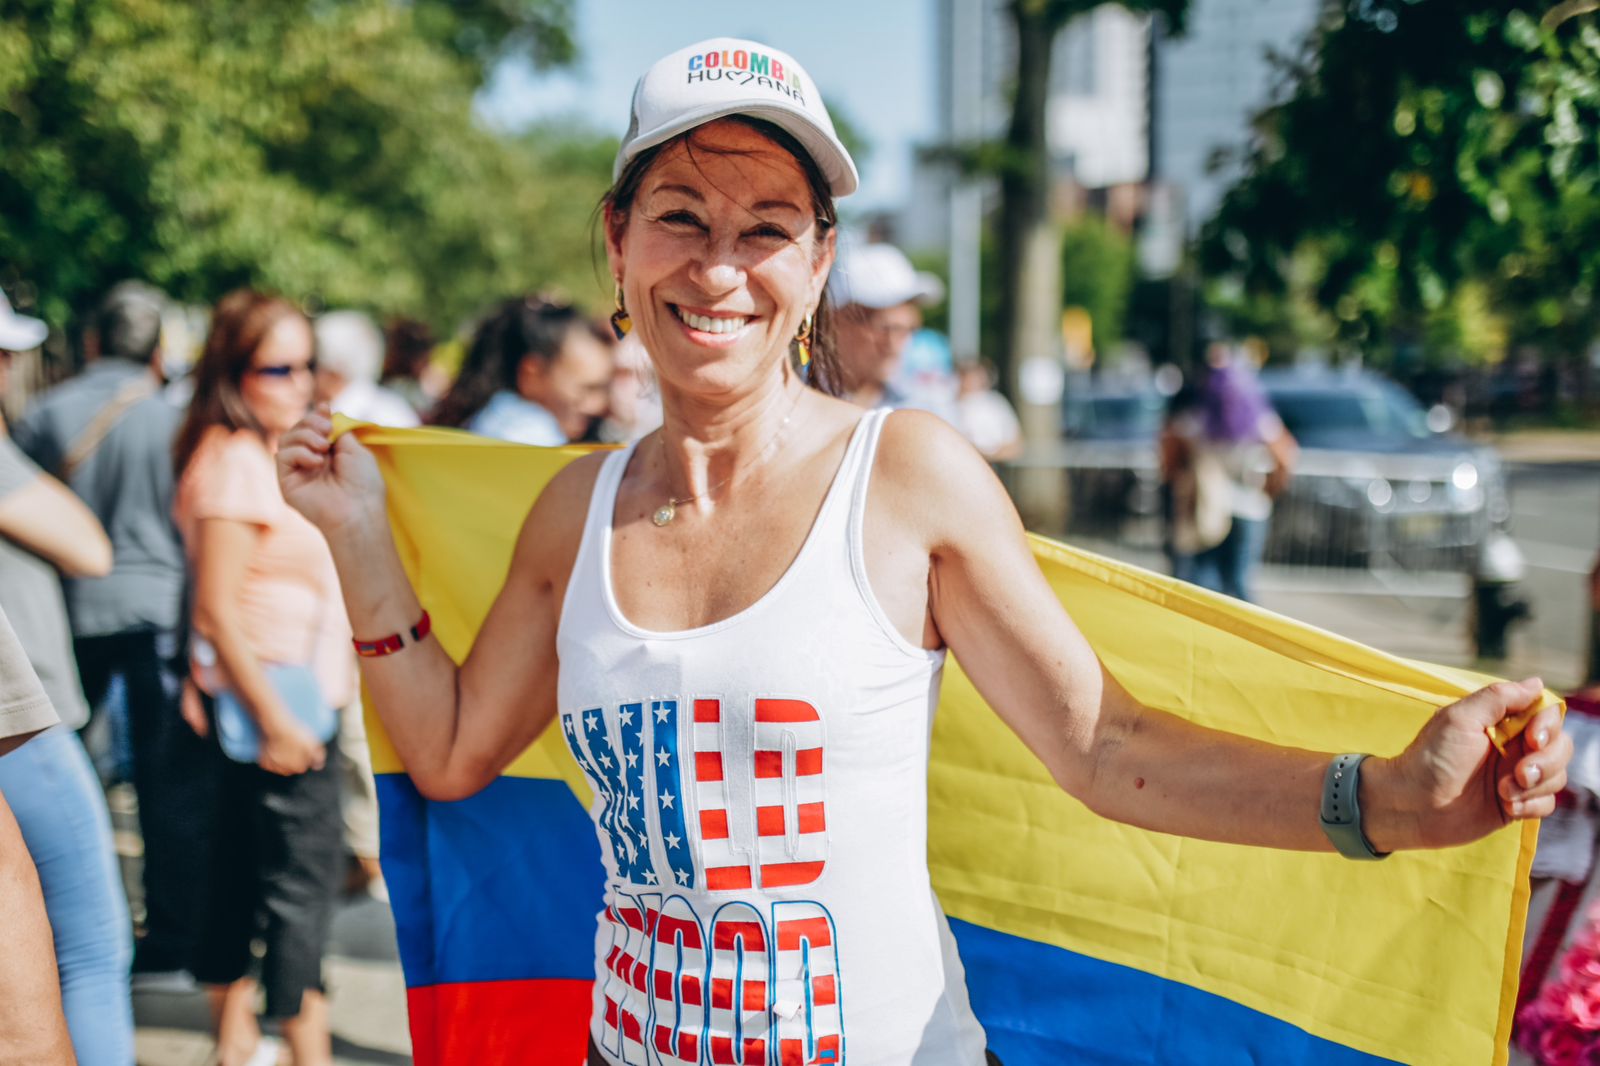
[{"left": 1319, "top": 753, "right": 1390, "bottom": 860}]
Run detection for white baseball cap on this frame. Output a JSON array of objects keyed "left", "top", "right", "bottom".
[
  {"left": 615, "top": 37, "right": 859, "bottom": 198},
  {"left": 0, "top": 289, "right": 47, "bottom": 351},
  {"left": 827, "top": 241, "right": 946, "bottom": 310}
]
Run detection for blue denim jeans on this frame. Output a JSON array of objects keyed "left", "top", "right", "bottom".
[
  {"left": 1192, "top": 516, "right": 1269, "bottom": 603},
  {"left": 0, "top": 729, "right": 134, "bottom": 1065}
]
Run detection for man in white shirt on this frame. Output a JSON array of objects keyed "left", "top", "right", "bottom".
[{"left": 314, "top": 311, "right": 421, "bottom": 428}]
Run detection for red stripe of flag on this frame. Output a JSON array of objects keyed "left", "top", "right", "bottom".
[
  {"left": 700, "top": 809, "right": 729, "bottom": 839},
  {"left": 706, "top": 865, "right": 753, "bottom": 890},
  {"left": 754, "top": 699, "right": 818, "bottom": 723},
  {"left": 758, "top": 861, "right": 826, "bottom": 888},
  {"left": 753, "top": 748, "right": 824, "bottom": 778},
  {"left": 696, "top": 751, "right": 725, "bottom": 782},
  {"left": 712, "top": 919, "right": 766, "bottom": 952},
  {"left": 756, "top": 802, "right": 826, "bottom": 836},
  {"left": 777, "top": 916, "right": 833, "bottom": 950}
]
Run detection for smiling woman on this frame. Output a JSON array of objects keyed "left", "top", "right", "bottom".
[{"left": 277, "top": 35, "right": 1572, "bottom": 1066}]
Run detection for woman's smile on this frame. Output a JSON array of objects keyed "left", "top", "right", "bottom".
[{"left": 668, "top": 303, "right": 756, "bottom": 344}]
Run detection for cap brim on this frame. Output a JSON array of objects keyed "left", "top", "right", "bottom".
[
  {"left": 0, "top": 315, "right": 48, "bottom": 351},
  {"left": 618, "top": 102, "right": 859, "bottom": 198}
]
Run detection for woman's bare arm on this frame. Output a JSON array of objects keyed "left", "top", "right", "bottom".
[
  {"left": 878, "top": 411, "right": 1569, "bottom": 854},
  {"left": 0, "top": 472, "right": 111, "bottom": 578},
  {"left": 190, "top": 516, "right": 325, "bottom": 775},
  {"left": 279, "top": 410, "right": 599, "bottom": 800}
]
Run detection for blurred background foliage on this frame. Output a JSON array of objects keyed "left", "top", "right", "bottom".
[
  {"left": 1200, "top": 1, "right": 1600, "bottom": 373},
  {"left": 0, "top": 0, "right": 617, "bottom": 330}
]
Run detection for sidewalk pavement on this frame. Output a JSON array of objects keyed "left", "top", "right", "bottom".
[{"left": 1485, "top": 428, "right": 1600, "bottom": 466}]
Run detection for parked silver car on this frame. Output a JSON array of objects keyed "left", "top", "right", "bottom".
[{"left": 1260, "top": 368, "right": 1510, "bottom": 571}]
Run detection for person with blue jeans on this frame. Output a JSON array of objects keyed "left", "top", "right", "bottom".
[
  {"left": 13, "top": 282, "right": 211, "bottom": 980},
  {"left": 1176, "top": 347, "right": 1297, "bottom": 604},
  {"left": 0, "top": 291, "right": 134, "bottom": 1064}
]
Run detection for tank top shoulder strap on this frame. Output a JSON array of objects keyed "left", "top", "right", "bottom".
[
  {"left": 841, "top": 408, "right": 935, "bottom": 660},
  {"left": 561, "top": 442, "right": 634, "bottom": 629},
  {"left": 844, "top": 407, "right": 893, "bottom": 533},
  {"left": 798, "top": 406, "right": 886, "bottom": 560}
]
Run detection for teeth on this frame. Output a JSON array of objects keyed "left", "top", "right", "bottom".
[{"left": 676, "top": 307, "right": 749, "bottom": 334}]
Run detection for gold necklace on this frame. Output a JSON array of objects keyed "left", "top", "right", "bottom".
[{"left": 652, "top": 387, "right": 804, "bottom": 527}]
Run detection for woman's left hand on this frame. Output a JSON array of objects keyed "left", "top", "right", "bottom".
[{"left": 1368, "top": 678, "right": 1573, "bottom": 851}]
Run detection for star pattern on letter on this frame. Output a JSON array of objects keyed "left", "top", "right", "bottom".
[
  {"left": 625, "top": 750, "right": 639, "bottom": 769},
  {"left": 598, "top": 752, "right": 612, "bottom": 769},
  {"left": 619, "top": 706, "right": 636, "bottom": 727},
  {"left": 658, "top": 789, "right": 675, "bottom": 810},
  {"left": 628, "top": 792, "right": 641, "bottom": 810},
  {"left": 653, "top": 703, "right": 672, "bottom": 724},
  {"left": 644, "top": 870, "right": 659, "bottom": 885},
  {"left": 656, "top": 748, "right": 671, "bottom": 767},
  {"left": 584, "top": 711, "right": 600, "bottom": 732},
  {"left": 664, "top": 832, "right": 682, "bottom": 851}
]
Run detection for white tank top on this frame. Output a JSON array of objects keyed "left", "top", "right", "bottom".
[{"left": 557, "top": 408, "right": 990, "bottom": 1065}]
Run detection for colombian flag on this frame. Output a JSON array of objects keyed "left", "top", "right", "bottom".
[{"left": 347, "top": 421, "right": 1543, "bottom": 1065}]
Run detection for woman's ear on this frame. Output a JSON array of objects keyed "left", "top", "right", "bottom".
[
  {"left": 603, "top": 205, "right": 628, "bottom": 281},
  {"left": 809, "top": 225, "right": 837, "bottom": 310}
]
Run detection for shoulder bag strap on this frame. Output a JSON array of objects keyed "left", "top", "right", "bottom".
[{"left": 60, "top": 374, "right": 158, "bottom": 481}]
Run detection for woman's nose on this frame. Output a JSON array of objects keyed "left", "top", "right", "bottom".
[{"left": 693, "top": 233, "right": 747, "bottom": 293}]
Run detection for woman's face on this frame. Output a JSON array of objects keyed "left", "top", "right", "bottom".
[
  {"left": 240, "top": 314, "right": 315, "bottom": 436},
  {"left": 606, "top": 120, "right": 835, "bottom": 399}
]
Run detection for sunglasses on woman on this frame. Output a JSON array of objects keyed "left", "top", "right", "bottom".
[{"left": 248, "top": 361, "right": 317, "bottom": 378}]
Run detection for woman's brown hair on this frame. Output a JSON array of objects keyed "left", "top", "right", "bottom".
[
  {"left": 600, "top": 116, "right": 844, "bottom": 397},
  {"left": 173, "top": 289, "right": 307, "bottom": 475}
]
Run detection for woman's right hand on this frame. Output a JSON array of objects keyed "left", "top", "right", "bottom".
[
  {"left": 277, "top": 405, "right": 388, "bottom": 543},
  {"left": 258, "top": 717, "right": 327, "bottom": 777}
]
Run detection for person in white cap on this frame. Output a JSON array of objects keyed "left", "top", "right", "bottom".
[
  {"left": 313, "top": 310, "right": 419, "bottom": 428},
  {"left": 0, "top": 289, "right": 47, "bottom": 357},
  {"left": 828, "top": 238, "right": 953, "bottom": 415},
  {"left": 275, "top": 36, "right": 1571, "bottom": 1065}
]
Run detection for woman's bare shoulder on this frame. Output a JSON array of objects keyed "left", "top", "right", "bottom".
[{"left": 872, "top": 408, "right": 1021, "bottom": 548}]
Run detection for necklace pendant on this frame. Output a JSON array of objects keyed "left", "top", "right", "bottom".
[{"left": 652, "top": 501, "right": 677, "bottom": 527}]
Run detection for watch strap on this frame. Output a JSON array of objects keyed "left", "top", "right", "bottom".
[{"left": 1319, "top": 753, "right": 1390, "bottom": 860}]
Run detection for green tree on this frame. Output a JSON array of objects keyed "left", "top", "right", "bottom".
[
  {"left": 0, "top": 0, "right": 612, "bottom": 335},
  {"left": 995, "top": 0, "right": 1188, "bottom": 390},
  {"left": 1059, "top": 215, "right": 1135, "bottom": 360},
  {"left": 1202, "top": 1, "right": 1600, "bottom": 373}
]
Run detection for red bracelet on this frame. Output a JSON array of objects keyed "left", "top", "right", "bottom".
[{"left": 353, "top": 609, "right": 432, "bottom": 658}]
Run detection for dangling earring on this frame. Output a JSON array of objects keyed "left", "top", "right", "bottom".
[
  {"left": 795, "top": 312, "right": 814, "bottom": 369},
  {"left": 610, "top": 283, "right": 632, "bottom": 340}
]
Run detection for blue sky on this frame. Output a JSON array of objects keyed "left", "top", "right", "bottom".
[{"left": 476, "top": 0, "right": 939, "bottom": 211}]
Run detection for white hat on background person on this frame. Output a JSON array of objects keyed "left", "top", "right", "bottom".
[
  {"left": 827, "top": 240, "right": 946, "bottom": 310},
  {"left": 0, "top": 289, "right": 48, "bottom": 351},
  {"left": 615, "top": 37, "right": 859, "bottom": 197}
]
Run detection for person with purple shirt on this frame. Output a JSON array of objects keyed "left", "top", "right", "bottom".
[{"left": 1184, "top": 345, "right": 1298, "bottom": 602}]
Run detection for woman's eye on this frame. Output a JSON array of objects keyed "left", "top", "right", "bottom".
[
  {"left": 746, "top": 225, "right": 790, "bottom": 241},
  {"left": 660, "top": 211, "right": 704, "bottom": 229}
]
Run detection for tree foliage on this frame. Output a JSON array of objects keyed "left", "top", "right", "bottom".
[
  {"left": 0, "top": 0, "right": 620, "bottom": 333},
  {"left": 1060, "top": 215, "right": 1134, "bottom": 358},
  {"left": 1202, "top": 0, "right": 1600, "bottom": 364},
  {"left": 994, "top": 0, "right": 1188, "bottom": 393}
]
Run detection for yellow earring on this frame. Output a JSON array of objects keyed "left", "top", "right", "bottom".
[
  {"left": 610, "top": 283, "right": 632, "bottom": 340},
  {"left": 795, "top": 312, "right": 814, "bottom": 368}
]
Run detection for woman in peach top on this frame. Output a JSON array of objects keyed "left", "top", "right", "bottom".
[{"left": 174, "top": 290, "right": 352, "bottom": 1066}]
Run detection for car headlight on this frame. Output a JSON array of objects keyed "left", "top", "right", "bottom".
[
  {"left": 1451, "top": 462, "right": 1478, "bottom": 491},
  {"left": 1366, "top": 478, "right": 1394, "bottom": 510}
]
